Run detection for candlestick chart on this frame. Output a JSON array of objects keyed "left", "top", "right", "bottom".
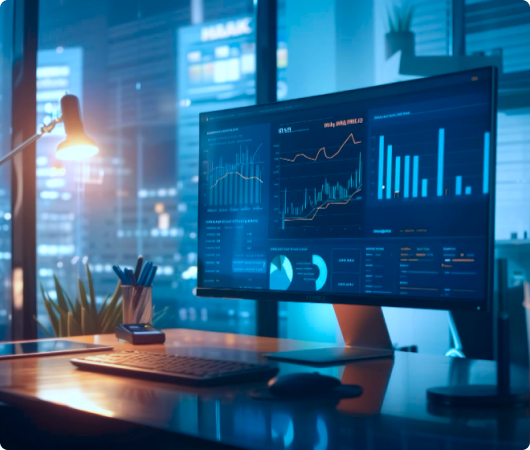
[{"left": 276, "top": 126, "right": 365, "bottom": 238}]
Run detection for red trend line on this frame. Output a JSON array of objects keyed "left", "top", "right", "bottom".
[
  {"left": 281, "top": 133, "right": 362, "bottom": 163},
  {"left": 285, "top": 187, "right": 362, "bottom": 222},
  {"left": 210, "top": 171, "right": 263, "bottom": 189}
]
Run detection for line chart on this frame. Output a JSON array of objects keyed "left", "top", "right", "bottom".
[
  {"left": 269, "top": 113, "right": 367, "bottom": 239},
  {"left": 277, "top": 128, "right": 365, "bottom": 236},
  {"left": 284, "top": 187, "right": 362, "bottom": 222},
  {"left": 209, "top": 171, "right": 264, "bottom": 190},
  {"left": 280, "top": 133, "right": 362, "bottom": 163},
  {"left": 208, "top": 137, "right": 266, "bottom": 207}
]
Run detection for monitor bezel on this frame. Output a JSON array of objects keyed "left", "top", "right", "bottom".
[{"left": 197, "top": 67, "right": 497, "bottom": 313}]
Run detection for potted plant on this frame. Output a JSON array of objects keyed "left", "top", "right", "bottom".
[
  {"left": 37, "top": 263, "right": 170, "bottom": 337},
  {"left": 385, "top": 1, "right": 415, "bottom": 59}
]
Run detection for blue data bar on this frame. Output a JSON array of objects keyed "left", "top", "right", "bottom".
[
  {"left": 437, "top": 128, "right": 445, "bottom": 197},
  {"left": 386, "top": 145, "right": 392, "bottom": 199},
  {"left": 413, "top": 156, "right": 419, "bottom": 198},
  {"left": 465, "top": 186, "right": 472, "bottom": 195},
  {"left": 229, "top": 170, "right": 233, "bottom": 204},
  {"left": 404, "top": 155, "right": 410, "bottom": 198},
  {"left": 455, "top": 176, "right": 462, "bottom": 196},
  {"left": 224, "top": 172, "right": 228, "bottom": 205},
  {"left": 483, "top": 132, "right": 490, "bottom": 194},
  {"left": 422, "top": 179, "right": 428, "bottom": 197},
  {"left": 378, "top": 136, "right": 384, "bottom": 199},
  {"left": 395, "top": 156, "right": 401, "bottom": 196}
]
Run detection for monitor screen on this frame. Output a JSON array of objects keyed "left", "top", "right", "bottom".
[{"left": 197, "top": 68, "right": 496, "bottom": 311}]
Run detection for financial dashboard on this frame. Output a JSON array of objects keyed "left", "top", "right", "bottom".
[{"left": 197, "top": 68, "right": 496, "bottom": 310}]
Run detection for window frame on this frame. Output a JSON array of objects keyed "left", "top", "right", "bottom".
[{"left": 11, "top": 0, "right": 39, "bottom": 340}]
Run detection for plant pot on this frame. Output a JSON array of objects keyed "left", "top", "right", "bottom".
[{"left": 385, "top": 31, "right": 415, "bottom": 59}]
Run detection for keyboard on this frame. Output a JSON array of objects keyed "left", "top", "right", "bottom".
[{"left": 71, "top": 351, "right": 279, "bottom": 385}]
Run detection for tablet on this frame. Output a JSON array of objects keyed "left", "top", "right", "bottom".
[{"left": 0, "top": 339, "right": 114, "bottom": 360}]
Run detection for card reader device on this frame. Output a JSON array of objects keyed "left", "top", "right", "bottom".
[{"left": 115, "top": 323, "right": 166, "bottom": 345}]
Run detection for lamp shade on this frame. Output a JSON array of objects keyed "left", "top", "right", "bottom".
[{"left": 56, "top": 95, "right": 99, "bottom": 161}]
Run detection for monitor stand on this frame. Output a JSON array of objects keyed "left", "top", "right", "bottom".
[
  {"left": 264, "top": 304, "right": 394, "bottom": 366},
  {"left": 427, "top": 259, "right": 529, "bottom": 407}
]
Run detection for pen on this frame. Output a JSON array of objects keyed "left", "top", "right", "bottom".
[
  {"left": 146, "top": 265, "right": 158, "bottom": 287},
  {"left": 138, "top": 262, "right": 153, "bottom": 286},
  {"left": 125, "top": 269, "right": 136, "bottom": 286},
  {"left": 134, "top": 256, "right": 143, "bottom": 281},
  {"left": 112, "top": 265, "right": 127, "bottom": 284}
]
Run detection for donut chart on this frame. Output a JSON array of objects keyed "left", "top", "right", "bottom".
[{"left": 312, "top": 255, "right": 328, "bottom": 291}]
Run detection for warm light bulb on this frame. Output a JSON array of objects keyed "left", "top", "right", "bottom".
[{"left": 56, "top": 145, "right": 99, "bottom": 161}]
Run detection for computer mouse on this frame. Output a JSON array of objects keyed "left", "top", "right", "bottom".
[{"left": 267, "top": 372, "right": 341, "bottom": 398}]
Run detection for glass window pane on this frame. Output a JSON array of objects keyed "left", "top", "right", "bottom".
[
  {"left": 276, "top": 0, "right": 457, "bottom": 352},
  {"left": 36, "top": 0, "right": 256, "bottom": 336},
  {"left": 277, "top": 0, "right": 529, "bottom": 353},
  {"left": 0, "top": 1, "right": 13, "bottom": 340}
]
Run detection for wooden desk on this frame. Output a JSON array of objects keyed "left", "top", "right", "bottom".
[{"left": 0, "top": 329, "right": 528, "bottom": 449}]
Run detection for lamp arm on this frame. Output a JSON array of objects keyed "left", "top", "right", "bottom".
[{"left": 0, "top": 115, "right": 63, "bottom": 168}]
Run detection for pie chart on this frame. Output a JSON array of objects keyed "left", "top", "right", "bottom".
[{"left": 270, "top": 255, "right": 294, "bottom": 290}]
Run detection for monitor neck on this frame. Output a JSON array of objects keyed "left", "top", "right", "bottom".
[{"left": 334, "top": 304, "right": 392, "bottom": 350}]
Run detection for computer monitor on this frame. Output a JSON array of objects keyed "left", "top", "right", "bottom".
[{"left": 197, "top": 68, "right": 497, "bottom": 319}]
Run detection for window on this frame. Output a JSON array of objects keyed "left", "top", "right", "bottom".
[
  {"left": 465, "top": 0, "right": 530, "bottom": 241},
  {"left": 466, "top": 0, "right": 530, "bottom": 288},
  {"left": 0, "top": 1, "right": 13, "bottom": 340},
  {"left": 276, "top": 0, "right": 456, "bottom": 352},
  {"left": 36, "top": 0, "right": 257, "bottom": 336},
  {"left": 277, "top": 0, "right": 530, "bottom": 353}
]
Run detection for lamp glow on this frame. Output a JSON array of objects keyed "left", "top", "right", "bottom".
[
  {"left": 55, "top": 95, "right": 99, "bottom": 161},
  {"left": 0, "top": 95, "right": 99, "bottom": 169},
  {"left": 56, "top": 144, "right": 99, "bottom": 161}
]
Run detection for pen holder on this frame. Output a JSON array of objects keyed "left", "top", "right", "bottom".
[{"left": 122, "top": 285, "right": 152, "bottom": 324}]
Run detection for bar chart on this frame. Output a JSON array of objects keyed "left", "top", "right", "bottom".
[
  {"left": 282, "top": 167, "right": 362, "bottom": 226},
  {"left": 208, "top": 143, "right": 265, "bottom": 207},
  {"left": 373, "top": 129, "right": 491, "bottom": 202}
]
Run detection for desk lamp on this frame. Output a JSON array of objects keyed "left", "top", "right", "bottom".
[{"left": 0, "top": 94, "right": 99, "bottom": 166}]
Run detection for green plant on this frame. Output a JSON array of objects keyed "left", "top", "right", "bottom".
[
  {"left": 387, "top": 1, "right": 415, "bottom": 33},
  {"left": 38, "top": 264, "right": 173, "bottom": 337},
  {"left": 37, "top": 264, "right": 123, "bottom": 337}
]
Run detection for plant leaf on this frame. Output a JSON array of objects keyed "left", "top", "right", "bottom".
[
  {"left": 98, "top": 294, "right": 110, "bottom": 321},
  {"left": 49, "top": 298, "right": 70, "bottom": 334},
  {"left": 78, "top": 279, "right": 93, "bottom": 334},
  {"left": 103, "top": 298, "right": 122, "bottom": 334},
  {"left": 101, "top": 281, "right": 122, "bottom": 330},
  {"left": 153, "top": 306, "right": 171, "bottom": 329},
  {"left": 59, "top": 316, "right": 64, "bottom": 337},
  {"left": 78, "top": 279, "right": 90, "bottom": 310},
  {"left": 40, "top": 284, "right": 59, "bottom": 336},
  {"left": 73, "top": 295, "right": 81, "bottom": 321},
  {"left": 106, "top": 300, "right": 123, "bottom": 333},
  {"left": 53, "top": 279, "right": 68, "bottom": 334},
  {"left": 34, "top": 317, "right": 52, "bottom": 337},
  {"left": 86, "top": 264, "right": 98, "bottom": 325},
  {"left": 63, "top": 289, "right": 75, "bottom": 314},
  {"left": 54, "top": 275, "right": 70, "bottom": 313},
  {"left": 67, "top": 311, "right": 81, "bottom": 336},
  {"left": 81, "top": 307, "right": 87, "bottom": 335}
]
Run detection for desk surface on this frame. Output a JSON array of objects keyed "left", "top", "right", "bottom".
[{"left": 0, "top": 329, "right": 528, "bottom": 449}]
